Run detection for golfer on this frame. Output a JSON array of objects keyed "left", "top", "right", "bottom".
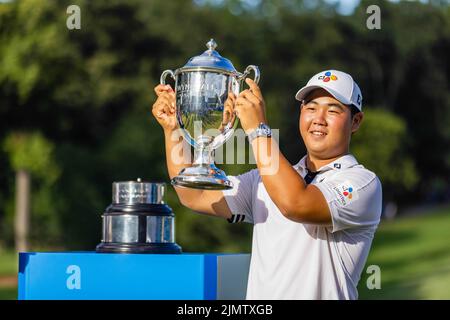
[{"left": 152, "top": 69, "right": 382, "bottom": 300}]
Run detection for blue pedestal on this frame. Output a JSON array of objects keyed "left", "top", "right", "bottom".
[{"left": 18, "top": 252, "right": 250, "bottom": 300}]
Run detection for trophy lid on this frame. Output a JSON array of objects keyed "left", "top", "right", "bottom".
[
  {"left": 182, "top": 39, "right": 237, "bottom": 73},
  {"left": 112, "top": 178, "right": 165, "bottom": 205}
]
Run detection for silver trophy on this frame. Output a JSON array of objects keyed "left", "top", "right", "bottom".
[
  {"left": 96, "top": 179, "right": 182, "bottom": 254},
  {"left": 160, "top": 39, "right": 260, "bottom": 190}
]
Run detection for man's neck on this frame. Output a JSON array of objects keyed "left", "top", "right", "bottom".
[{"left": 306, "top": 153, "right": 349, "bottom": 172}]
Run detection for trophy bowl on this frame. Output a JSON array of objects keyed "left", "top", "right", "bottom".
[{"left": 161, "top": 39, "right": 260, "bottom": 190}]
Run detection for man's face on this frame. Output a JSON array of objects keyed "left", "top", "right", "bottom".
[{"left": 299, "top": 89, "right": 363, "bottom": 160}]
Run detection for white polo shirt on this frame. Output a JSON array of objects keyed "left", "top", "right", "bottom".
[{"left": 223, "top": 154, "right": 382, "bottom": 300}]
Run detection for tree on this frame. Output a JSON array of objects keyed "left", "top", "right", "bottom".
[
  {"left": 3, "top": 132, "right": 60, "bottom": 251},
  {"left": 351, "top": 108, "right": 419, "bottom": 203}
]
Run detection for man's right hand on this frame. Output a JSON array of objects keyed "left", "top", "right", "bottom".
[{"left": 152, "top": 84, "right": 178, "bottom": 131}]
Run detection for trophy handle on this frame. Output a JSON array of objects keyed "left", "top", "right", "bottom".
[
  {"left": 239, "top": 65, "right": 260, "bottom": 85},
  {"left": 160, "top": 69, "right": 176, "bottom": 85}
]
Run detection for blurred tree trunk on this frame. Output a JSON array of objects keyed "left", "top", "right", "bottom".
[
  {"left": 4, "top": 132, "right": 60, "bottom": 252},
  {"left": 15, "top": 169, "right": 30, "bottom": 252}
]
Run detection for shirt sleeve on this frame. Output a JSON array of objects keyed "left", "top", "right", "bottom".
[
  {"left": 222, "top": 169, "right": 258, "bottom": 224},
  {"left": 314, "top": 169, "right": 383, "bottom": 233}
]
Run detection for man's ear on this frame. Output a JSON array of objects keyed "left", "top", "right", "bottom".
[{"left": 351, "top": 112, "right": 364, "bottom": 133}]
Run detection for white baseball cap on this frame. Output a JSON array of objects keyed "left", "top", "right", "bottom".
[{"left": 295, "top": 70, "right": 363, "bottom": 111}]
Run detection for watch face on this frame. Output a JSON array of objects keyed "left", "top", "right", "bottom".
[{"left": 259, "top": 124, "right": 271, "bottom": 135}]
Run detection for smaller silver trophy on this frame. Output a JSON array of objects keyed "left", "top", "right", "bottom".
[
  {"left": 96, "top": 179, "right": 182, "bottom": 254},
  {"left": 161, "top": 39, "right": 260, "bottom": 190}
]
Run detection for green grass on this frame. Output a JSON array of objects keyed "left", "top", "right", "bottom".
[
  {"left": 0, "top": 250, "right": 18, "bottom": 276},
  {"left": 0, "top": 250, "right": 18, "bottom": 300},
  {"left": 358, "top": 205, "right": 450, "bottom": 299},
  {"left": 0, "top": 287, "right": 17, "bottom": 300}
]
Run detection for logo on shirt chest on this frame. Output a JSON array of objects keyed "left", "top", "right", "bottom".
[{"left": 332, "top": 181, "right": 359, "bottom": 206}]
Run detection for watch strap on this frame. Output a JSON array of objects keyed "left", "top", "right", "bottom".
[{"left": 247, "top": 123, "right": 272, "bottom": 143}]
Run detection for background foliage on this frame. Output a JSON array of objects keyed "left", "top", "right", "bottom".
[{"left": 0, "top": 0, "right": 448, "bottom": 255}]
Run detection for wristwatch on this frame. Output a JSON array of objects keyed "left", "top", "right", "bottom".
[{"left": 247, "top": 123, "right": 272, "bottom": 143}]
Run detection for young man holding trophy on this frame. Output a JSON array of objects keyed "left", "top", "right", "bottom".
[{"left": 152, "top": 69, "right": 382, "bottom": 300}]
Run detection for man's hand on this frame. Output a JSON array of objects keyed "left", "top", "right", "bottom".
[
  {"left": 152, "top": 84, "right": 178, "bottom": 131},
  {"left": 219, "top": 96, "right": 237, "bottom": 132},
  {"left": 233, "top": 78, "right": 268, "bottom": 133}
]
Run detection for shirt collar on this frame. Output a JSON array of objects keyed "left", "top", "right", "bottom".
[{"left": 294, "top": 154, "right": 359, "bottom": 175}]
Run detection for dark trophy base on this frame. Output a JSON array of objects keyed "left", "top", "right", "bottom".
[
  {"left": 96, "top": 242, "right": 182, "bottom": 254},
  {"left": 171, "top": 164, "right": 233, "bottom": 190}
]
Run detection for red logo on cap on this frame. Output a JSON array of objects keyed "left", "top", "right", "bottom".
[{"left": 318, "top": 71, "right": 338, "bottom": 82}]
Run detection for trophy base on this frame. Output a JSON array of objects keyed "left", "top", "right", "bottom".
[
  {"left": 171, "top": 164, "right": 233, "bottom": 190},
  {"left": 96, "top": 242, "right": 182, "bottom": 254}
]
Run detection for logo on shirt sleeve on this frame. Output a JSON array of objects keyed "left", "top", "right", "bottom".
[{"left": 332, "top": 181, "right": 359, "bottom": 206}]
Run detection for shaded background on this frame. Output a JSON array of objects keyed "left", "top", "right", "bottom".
[{"left": 0, "top": 0, "right": 449, "bottom": 299}]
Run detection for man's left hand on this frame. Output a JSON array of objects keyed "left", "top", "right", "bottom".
[{"left": 232, "top": 78, "right": 267, "bottom": 133}]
